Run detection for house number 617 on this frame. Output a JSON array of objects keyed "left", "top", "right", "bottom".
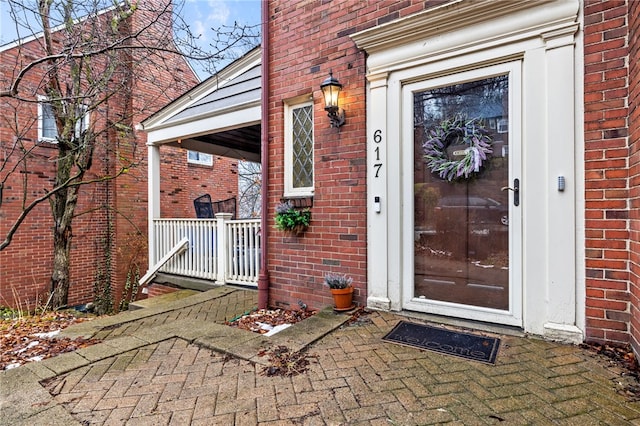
[{"left": 373, "top": 129, "right": 382, "bottom": 178}]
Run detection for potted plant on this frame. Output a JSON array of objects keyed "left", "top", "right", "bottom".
[
  {"left": 275, "top": 201, "right": 311, "bottom": 235},
  {"left": 324, "top": 273, "right": 354, "bottom": 311}
]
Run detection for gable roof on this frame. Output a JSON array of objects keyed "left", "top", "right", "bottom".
[{"left": 140, "top": 46, "right": 261, "bottom": 162}]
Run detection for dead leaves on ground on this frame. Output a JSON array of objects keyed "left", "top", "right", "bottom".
[
  {"left": 259, "top": 345, "right": 317, "bottom": 377},
  {"left": 0, "top": 312, "right": 100, "bottom": 370},
  {"left": 581, "top": 341, "right": 640, "bottom": 400},
  {"left": 1, "top": 306, "right": 360, "bottom": 376},
  {"left": 225, "top": 308, "right": 315, "bottom": 334},
  {"left": 343, "top": 307, "right": 371, "bottom": 327},
  {"left": 230, "top": 308, "right": 371, "bottom": 377},
  {"left": 226, "top": 308, "right": 319, "bottom": 376}
]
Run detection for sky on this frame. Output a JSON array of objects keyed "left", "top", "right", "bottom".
[
  {"left": 181, "top": 0, "right": 261, "bottom": 43},
  {"left": 0, "top": 0, "right": 262, "bottom": 77},
  {"left": 174, "top": 0, "right": 262, "bottom": 51}
]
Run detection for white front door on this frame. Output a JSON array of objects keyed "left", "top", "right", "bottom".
[{"left": 402, "top": 63, "right": 522, "bottom": 326}]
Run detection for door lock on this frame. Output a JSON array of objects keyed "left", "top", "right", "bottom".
[{"left": 501, "top": 178, "right": 520, "bottom": 206}]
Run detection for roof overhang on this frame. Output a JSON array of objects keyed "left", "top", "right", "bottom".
[{"left": 139, "top": 46, "right": 262, "bottom": 162}]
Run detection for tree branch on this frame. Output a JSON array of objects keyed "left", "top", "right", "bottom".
[{"left": 0, "top": 166, "right": 131, "bottom": 251}]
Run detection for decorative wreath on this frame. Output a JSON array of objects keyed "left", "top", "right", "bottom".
[{"left": 422, "top": 115, "right": 493, "bottom": 181}]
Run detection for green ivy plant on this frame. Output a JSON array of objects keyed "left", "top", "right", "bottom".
[{"left": 275, "top": 201, "right": 311, "bottom": 232}]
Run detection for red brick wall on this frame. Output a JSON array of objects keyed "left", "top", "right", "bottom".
[
  {"left": 146, "top": 282, "right": 179, "bottom": 298},
  {"left": 0, "top": 2, "right": 236, "bottom": 311},
  {"left": 584, "top": 0, "right": 631, "bottom": 345},
  {"left": 159, "top": 150, "right": 238, "bottom": 219},
  {"left": 628, "top": 0, "right": 640, "bottom": 354},
  {"left": 0, "top": 34, "right": 114, "bottom": 309},
  {"left": 266, "top": 1, "right": 435, "bottom": 311},
  {"left": 0, "top": 116, "right": 115, "bottom": 309}
]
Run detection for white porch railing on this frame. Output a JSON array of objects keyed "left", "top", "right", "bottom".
[{"left": 152, "top": 214, "right": 260, "bottom": 286}]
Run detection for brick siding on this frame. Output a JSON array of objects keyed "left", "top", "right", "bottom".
[
  {"left": 146, "top": 282, "right": 179, "bottom": 298},
  {"left": 584, "top": 0, "right": 632, "bottom": 346},
  {"left": 0, "top": 0, "right": 237, "bottom": 311},
  {"left": 268, "top": 0, "right": 640, "bottom": 348},
  {"left": 627, "top": 0, "right": 640, "bottom": 353},
  {"left": 266, "top": 0, "right": 435, "bottom": 311}
]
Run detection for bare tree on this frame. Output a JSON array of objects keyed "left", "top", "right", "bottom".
[
  {"left": 238, "top": 160, "right": 262, "bottom": 219},
  {"left": 0, "top": 0, "right": 259, "bottom": 308}
]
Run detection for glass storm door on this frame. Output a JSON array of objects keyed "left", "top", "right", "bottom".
[{"left": 405, "top": 64, "right": 522, "bottom": 326}]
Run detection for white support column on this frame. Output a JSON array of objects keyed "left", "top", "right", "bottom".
[
  {"left": 148, "top": 144, "right": 161, "bottom": 266},
  {"left": 366, "top": 72, "right": 391, "bottom": 311},
  {"left": 542, "top": 27, "right": 583, "bottom": 344},
  {"left": 522, "top": 47, "right": 549, "bottom": 336}
]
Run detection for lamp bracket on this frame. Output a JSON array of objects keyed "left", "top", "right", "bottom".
[{"left": 327, "top": 108, "right": 345, "bottom": 128}]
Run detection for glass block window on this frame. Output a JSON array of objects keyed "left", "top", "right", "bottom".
[{"left": 285, "top": 98, "right": 314, "bottom": 196}]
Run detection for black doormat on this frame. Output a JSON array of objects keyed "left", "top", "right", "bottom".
[{"left": 382, "top": 321, "right": 500, "bottom": 364}]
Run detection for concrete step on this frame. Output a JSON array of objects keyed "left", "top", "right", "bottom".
[{"left": 129, "top": 289, "right": 199, "bottom": 311}]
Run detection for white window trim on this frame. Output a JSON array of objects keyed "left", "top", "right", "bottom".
[
  {"left": 187, "top": 151, "right": 214, "bottom": 166},
  {"left": 284, "top": 95, "right": 314, "bottom": 197},
  {"left": 37, "top": 95, "right": 89, "bottom": 143},
  {"left": 37, "top": 96, "right": 56, "bottom": 142}
]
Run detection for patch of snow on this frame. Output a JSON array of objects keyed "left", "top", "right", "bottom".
[
  {"left": 472, "top": 261, "right": 494, "bottom": 269},
  {"left": 16, "top": 340, "right": 40, "bottom": 353},
  {"left": 265, "top": 323, "right": 291, "bottom": 337},
  {"left": 256, "top": 322, "right": 274, "bottom": 331},
  {"left": 33, "top": 330, "right": 60, "bottom": 338}
]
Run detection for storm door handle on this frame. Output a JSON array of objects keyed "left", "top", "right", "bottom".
[{"left": 501, "top": 178, "right": 520, "bottom": 207}]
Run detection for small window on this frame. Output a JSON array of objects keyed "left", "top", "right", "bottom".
[
  {"left": 38, "top": 97, "right": 89, "bottom": 142},
  {"left": 284, "top": 97, "right": 314, "bottom": 196},
  {"left": 40, "top": 102, "right": 57, "bottom": 140},
  {"left": 187, "top": 151, "right": 213, "bottom": 166}
]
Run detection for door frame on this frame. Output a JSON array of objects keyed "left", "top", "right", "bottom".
[
  {"left": 401, "top": 62, "right": 523, "bottom": 327},
  {"left": 352, "top": 0, "right": 584, "bottom": 342}
]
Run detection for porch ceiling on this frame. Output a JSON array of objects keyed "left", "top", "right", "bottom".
[
  {"left": 190, "top": 124, "right": 261, "bottom": 157},
  {"left": 167, "top": 124, "right": 261, "bottom": 162}
]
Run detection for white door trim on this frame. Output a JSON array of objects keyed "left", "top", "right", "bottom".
[{"left": 355, "top": 0, "right": 583, "bottom": 341}]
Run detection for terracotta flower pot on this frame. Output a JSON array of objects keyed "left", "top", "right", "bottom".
[{"left": 330, "top": 287, "right": 354, "bottom": 311}]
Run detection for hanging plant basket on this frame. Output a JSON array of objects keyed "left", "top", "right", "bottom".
[
  {"left": 422, "top": 115, "right": 493, "bottom": 181},
  {"left": 275, "top": 201, "right": 311, "bottom": 235},
  {"left": 289, "top": 224, "right": 307, "bottom": 236}
]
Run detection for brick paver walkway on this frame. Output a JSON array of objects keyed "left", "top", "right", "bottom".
[
  {"left": 36, "top": 304, "right": 640, "bottom": 425},
  {"left": 92, "top": 289, "right": 257, "bottom": 341},
  {"left": 43, "top": 338, "right": 254, "bottom": 425}
]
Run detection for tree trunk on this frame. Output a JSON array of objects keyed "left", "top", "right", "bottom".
[
  {"left": 49, "top": 160, "right": 81, "bottom": 309},
  {"left": 51, "top": 221, "right": 73, "bottom": 308}
]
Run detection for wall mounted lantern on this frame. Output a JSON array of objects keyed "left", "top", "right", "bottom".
[{"left": 320, "top": 71, "right": 345, "bottom": 128}]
